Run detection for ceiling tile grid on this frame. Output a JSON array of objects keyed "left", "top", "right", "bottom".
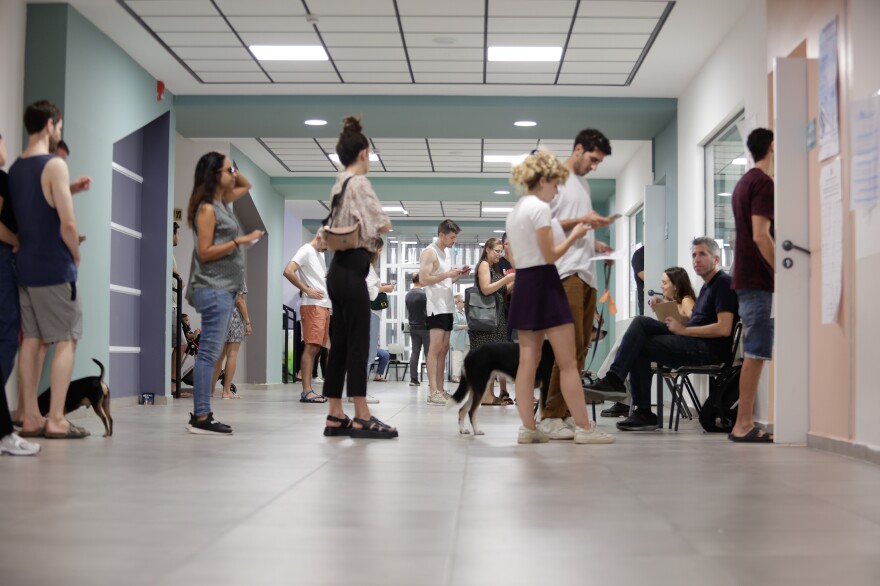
[{"left": 120, "top": 0, "right": 675, "bottom": 86}]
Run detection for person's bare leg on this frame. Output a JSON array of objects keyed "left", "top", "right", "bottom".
[
  {"left": 222, "top": 342, "right": 241, "bottom": 398},
  {"left": 427, "top": 329, "right": 444, "bottom": 393},
  {"left": 515, "top": 331, "right": 543, "bottom": 429},
  {"left": 18, "top": 338, "right": 47, "bottom": 433},
  {"left": 435, "top": 331, "right": 451, "bottom": 391},
  {"left": 16, "top": 343, "right": 48, "bottom": 423},
  {"left": 301, "top": 343, "right": 320, "bottom": 393},
  {"left": 210, "top": 344, "right": 228, "bottom": 397},
  {"left": 731, "top": 357, "right": 771, "bottom": 438},
  {"left": 45, "top": 340, "right": 77, "bottom": 435},
  {"left": 546, "top": 324, "right": 592, "bottom": 430}
]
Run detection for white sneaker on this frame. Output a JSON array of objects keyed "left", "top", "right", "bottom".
[
  {"left": 574, "top": 424, "right": 615, "bottom": 444},
  {"left": 537, "top": 418, "right": 575, "bottom": 440},
  {"left": 441, "top": 391, "right": 452, "bottom": 401},
  {"left": 427, "top": 391, "right": 446, "bottom": 405},
  {"left": 348, "top": 394, "right": 379, "bottom": 404},
  {"left": 0, "top": 433, "right": 41, "bottom": 456},
  {"left": 313, "top": 377, "right": 324, "bottom": 383},
  {"left": 517, "top": 426, "right": 550, "bottom": 444}
]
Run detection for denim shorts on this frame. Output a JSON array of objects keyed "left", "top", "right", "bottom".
[{"left": 736, "top": 289, "right": 774, "bottom": 360}]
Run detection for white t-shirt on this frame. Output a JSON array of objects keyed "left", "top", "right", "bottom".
[
  {"left": 366, "top": 264, "right": 383, "bottom": 317},
  {"left": 550, "top": 172, "right": 597, "bottom": 289},
  {"left": 506, "top": 195, "right": 564, "bottom": 269},
  {"left": 290, "top": 243, "right": 332, "bottom": 309}
]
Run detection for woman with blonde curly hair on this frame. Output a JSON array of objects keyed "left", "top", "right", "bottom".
[{"left": 505, "top": 150, "right": 614, "bottom": 445}]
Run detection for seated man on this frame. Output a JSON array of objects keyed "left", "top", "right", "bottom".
[{"left": 586, "top": 237, "right": 739, "bottom": 431}]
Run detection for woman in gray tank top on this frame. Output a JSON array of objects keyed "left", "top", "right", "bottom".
[{"left": 184, "top": 152, "right": 262, "bottom": 435}]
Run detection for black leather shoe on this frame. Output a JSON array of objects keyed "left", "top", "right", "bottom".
[{"left": 601, "top": 402, "right": 630, "bottom": 418}]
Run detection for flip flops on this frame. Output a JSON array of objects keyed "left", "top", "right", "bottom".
[
  {"left": 729, "top": 427, "right": 773, "bottom": 443},
  {"left": 300, "top": 390, "right": 327, "bottom": 403}
]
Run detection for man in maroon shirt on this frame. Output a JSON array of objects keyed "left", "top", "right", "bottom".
[{"left": 730, "top": 128, "right": 775, "bottom": 443}]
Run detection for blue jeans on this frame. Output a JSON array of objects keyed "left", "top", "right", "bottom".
[
  {"left": 736, "top": 289, "right": 773, "bottom": 360},
  {"left": 0, "top": 247, "right": 19, "bottom": 437},
  {"left": 367, "top": 311, "right": 380, "bottom": 377},
  {"left": 375, "top": 348, "right": 390, "bottom": 378},
  {"left": 609, "top": 316, "right": 721, "bottom": 409},
  {"left": 189, "top": 288, "right": 236, "bottom": 416}
]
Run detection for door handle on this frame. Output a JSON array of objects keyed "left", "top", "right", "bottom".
[{"left": 782, "top": 240, "right": 810, "bottom": 255}]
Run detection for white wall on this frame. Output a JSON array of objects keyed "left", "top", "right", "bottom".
[
  {"left": 850, "top": 0, "right": 880, "bottom": 451},
  {"left": 612, "top": 141, "right": 654, "bottom": 319},
  {"left": 676, "top": 0, "right": 770, "bottom": 275}
]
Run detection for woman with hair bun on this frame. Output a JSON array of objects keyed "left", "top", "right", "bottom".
[
  {"left": 505, "top": 150, "right": 614, "bottom": 445},
  {"left": 321, "top": 116, "right": 397, "bottom": 439}
]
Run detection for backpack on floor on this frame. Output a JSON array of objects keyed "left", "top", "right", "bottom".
[{"left": 699, "top": 364, "right": 741, "bottom": 433}]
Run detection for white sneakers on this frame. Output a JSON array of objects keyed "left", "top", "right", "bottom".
[
  {"left": 574, "top": 424, "right": 615, "bottom": 444},
  {"left": 427, "top": 391, "right": 447, "bottom": 405},
  {"left": 517, "top": 426, "right": 550, "bottom": 444},
  {"left": 0, "top": 433, "right": 41, "bottom": 456},
  {"left": 348, "top": 394, "right": 379, "bottom": 404},
  {"left": 537, "top": 418, "right": 575, "bottom": 440}
]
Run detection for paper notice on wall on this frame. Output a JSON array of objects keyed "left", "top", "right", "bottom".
[
  {"left": 818, "top": 16, "right": 840, "bottom": 161},
  {"left": 820, "top": 158, "right": 843, "bottom": 324},
  {"left": 850, "top": 95, "right": 880, "bottom": 211}
]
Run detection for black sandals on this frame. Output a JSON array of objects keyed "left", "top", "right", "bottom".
[{"left": 350, "top": 416, "right": 398, "bottom": 439}]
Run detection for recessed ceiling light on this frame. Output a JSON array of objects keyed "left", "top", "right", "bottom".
[
  {"left": 250, "top": 45, "right": 328, "bottom": 61},
  {"left": 718, "top": 192, "right": 732, "bottom": 197},
  {"left": 731, "top": 157, "right": 747, "bottom": 165},
  {"left": 304, "top": 119, "right": 327, "bottom": 126},
  {"left": 482, "top": 206, "right": 514, "bottom": 213},
  {"left": 488, "top": 46, "right": 562, "bottom": 62},
  {"left": 494, "top": 190, "right": 511, "bottom": 195},
  {"left": 493, "top": 230, "right": 506, "bottom": 233},
  {"left": 514, "top": 121, "right": 537, "bottom": 127},
  {"left": 484, "top": 154, "right": 528, "bottom": 164},
  {"left": 328, "top": 153, "right": 380, "bottom": 163}
]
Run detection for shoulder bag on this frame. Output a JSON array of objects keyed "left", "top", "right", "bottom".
[{"left": 321, "top": 177, "right": 360, "bottom": 251}]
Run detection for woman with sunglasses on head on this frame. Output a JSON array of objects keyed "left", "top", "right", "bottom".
[
  {"left": 506, "top": 150, "right": 614, "bottom": 444},
  {"left": 321, "top": 116, "right": 397, "bottom": 439},
  {"left": 185, "top": 153, "right": 262, "bottom": 435}
]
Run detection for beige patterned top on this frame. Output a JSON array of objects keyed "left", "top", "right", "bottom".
[{"left": 326, "top": 171, "right": 389, "bottom": 252}]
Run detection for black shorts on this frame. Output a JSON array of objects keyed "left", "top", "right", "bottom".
[{"left": 426, "top": 313, "right": 453, "bottom": 331}]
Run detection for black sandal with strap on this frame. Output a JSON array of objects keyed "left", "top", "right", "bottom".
[
  {"left": 350, "top": 416, "right": 399, "bottom": 439},
  {"left": 323, "top": 414, "right": 354, "bottom": 437}
]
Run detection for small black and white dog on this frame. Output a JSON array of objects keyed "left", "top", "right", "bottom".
[
  {"left": 37, "top": 358, "right": 112, "bottom": 437},
  {"left": 448, "top": 341, "right": 555, "bottom": 435}
]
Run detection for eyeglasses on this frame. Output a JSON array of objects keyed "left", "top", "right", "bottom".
[{"left": 218, "top": 166, "right": 237, "bottom": 175}]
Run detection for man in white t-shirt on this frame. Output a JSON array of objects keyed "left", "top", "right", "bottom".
[
  {"left": 283, "top": 233, "right": 332, "bottom": 403},
  {"left": 539, "top": 129, "right": 615, "bottom": 440},
  {"left": 419, "top": 219, "right": 470, "bottom": 405}
]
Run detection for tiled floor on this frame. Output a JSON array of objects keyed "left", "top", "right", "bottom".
[{"left": 3, "top": 380, "right": 880, "bottom": 586}]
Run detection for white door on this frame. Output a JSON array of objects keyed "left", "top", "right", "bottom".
[{"left": 773, "top": 57, "right": 812, "bottom": 443}]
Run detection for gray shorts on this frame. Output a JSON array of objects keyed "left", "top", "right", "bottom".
[{"left": 19, "top": 282, "right": 83, "bottom": 343}]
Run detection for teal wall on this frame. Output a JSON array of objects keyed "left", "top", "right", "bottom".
[
  {"left": 652, "top": 114, "right": 679, "bottom": 266},
  {"left": 231, "top": 146, "right": 285, "bottom": 384},
  {"left": 23, "top": 4, "right": 174, "bottom": 382}
]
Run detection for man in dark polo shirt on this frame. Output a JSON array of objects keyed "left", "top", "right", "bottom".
[
  {"left": 586, "top": 237, "right": 739, "bottom": 431},
  {"left": 729, "top": 128, "right": 775, "bottom": 443}
]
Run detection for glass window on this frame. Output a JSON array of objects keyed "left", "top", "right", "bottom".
[
  {"left": 629, "top": 206, "right": 644, "bottom": 316},
  {"left": 704, "top": 112, "right": 746, "bottom": 270}
]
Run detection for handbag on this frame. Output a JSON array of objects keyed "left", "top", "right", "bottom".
[
  {"left": 321, "top": 177, "right": 361, "bottom": 251},
  {"left": 371, "top": 292, "right": 389, "bottom": 311},
  {"left": 464, "top": 285, "right": 498, "bottom": 332}
]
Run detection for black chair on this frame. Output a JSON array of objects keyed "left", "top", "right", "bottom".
[{"left": 655, "top": 322, "right": 743, "bottom": 431}]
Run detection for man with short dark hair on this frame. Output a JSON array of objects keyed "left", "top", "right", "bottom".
[
  {"left": 405, "top": 273, "right": 429, "bottom": 387},
  {"left": 538, "top": 129, "right": 616, "bottom": 439},
  {"left": 729, "top": 128, "right": 775, "bottom": 443},
  {"left": 586, "top": 238, "right": 739, "bottom": 432},
  {"left": 9, "top": 100, "right": 88, "bottom": 439},
  {"left": 419, "top": 219, "right": 470, "bottom": 404}
]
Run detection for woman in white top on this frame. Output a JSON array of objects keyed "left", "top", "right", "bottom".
[{"left": 506, "top": 150, "right": 614, "bottom": 445}]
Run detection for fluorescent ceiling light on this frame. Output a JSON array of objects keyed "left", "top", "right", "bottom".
[
  {"left": 718, "top": 192, "right": 732, "bottom": 197},
  {"left": 514, "top": 121, "right": 537, "bottom": 127},
  {"left": 484, "top": 154, "right": 528, "bottom": 164},
  {"left": 400, "top": 241, "right": 417, "bottom": 245},
  {"left": 482, "top": 206, "right": 513, "bottom": 213},
  {"left": 328, "top": 153, "right": 380, "bottom": 163},
  {"left": 488, "top": 46, "right": 562, "bottom": 62},
  {"left": 494, "top": 190, "right": 511, "bottom": 195},
  {"left": 382, "top": 206, "right": 409, "bottom": 215},
  {"left": 250, "top": 45, "right": 328, "bottom": 61},
  {"left": 493, "top": 230, "right": 506, "bottom": 233},
  {"left": 731, "top": 157, "right": 747, "bottom": 165},
  {"left": 304, "top": 119, "right": 327, "bottom": 126}
]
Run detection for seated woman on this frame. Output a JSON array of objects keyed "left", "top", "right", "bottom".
[{"left": 593, "top": 266, "right": 697, "bottom": 415}]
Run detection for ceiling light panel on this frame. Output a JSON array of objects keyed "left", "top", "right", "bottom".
[{"left": 250, "top": 45, "right": 328, "bottom": 61}]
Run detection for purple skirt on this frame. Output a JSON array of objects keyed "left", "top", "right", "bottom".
[{"left": 507, "top": 264, "right": 573, "bottom": 331}]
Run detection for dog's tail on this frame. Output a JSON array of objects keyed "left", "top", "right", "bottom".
[
  {"left": 92, "top": 358, "right": 106, "bottom": 382},
  {"left": 447, "top": 373, "right": 469, "bottom": 407}
]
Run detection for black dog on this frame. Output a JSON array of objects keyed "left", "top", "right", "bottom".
[
  {"left": 38, "top": 359, "right": 112, "bottom": 437},
  {"left": 448, "top": 341, "right": 555, "bottom": 435}
]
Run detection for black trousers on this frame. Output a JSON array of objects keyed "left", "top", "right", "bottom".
[
  {"left": 408, "top": 327, "right": 429, "bottom": 381},
  {"left": 324, "top": 248, "right": 371, "bottom": 398}
]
